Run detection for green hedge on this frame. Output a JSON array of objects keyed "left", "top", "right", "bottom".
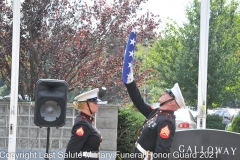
[
  {"left": 117, "top": 106, "right": 145, "bottom": 153},
  {"left": 206, "top": 114, "right": 225, "bottom": 130},
  {"left": 227, "top": 111, "right": 240, "bottom": 133}
]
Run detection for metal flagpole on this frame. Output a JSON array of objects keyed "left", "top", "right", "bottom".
[
  {"left": 197, "top": 0, "right": 210, "bottom": 129},
  {"left": 8, "top": 0, "right": 21, "bottom": 159}
]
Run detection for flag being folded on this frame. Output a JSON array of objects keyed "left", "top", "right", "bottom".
[{"left": 122, "top": 29, "right": 137, "bottom": 84}]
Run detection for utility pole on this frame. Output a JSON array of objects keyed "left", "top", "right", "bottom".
[
  {"left": 8, "top": 1, "right": 21, "bottom": 159},
  {"left": 197, "top": 0, "right": 210, "bottom": 129}
]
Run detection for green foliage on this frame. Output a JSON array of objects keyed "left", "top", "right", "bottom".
[
  {"left": 226, "top": 123, "right": 233, "bottom": 131},
  {"left": 206, "top": 114, "right": 225, "bottom": 130},
  {"left": 0, "top": 79, "right": 4, "bottom": 87},
  {"left": 144, "top": 0, "right": 240, "bottom": 107},
  {"left": 229, "top": 111, "right": 240, "bottom": 133},
  {"left": 117, "top": 106, "right": 145, "bottom": 154},
  {"left": 0, "top": 84, "right": 10, "bottom": 97}
]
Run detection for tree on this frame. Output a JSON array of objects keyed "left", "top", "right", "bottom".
[
  {"left": 0, "top": 1, "right": 12, "bottom": 93},
  {"left": 0, "top": 0, "right": 161, "bottom": 102},
  {"left": 227, "top": 111, "right": 240, "bottom": 133},
  {"left": 139, "top": 22, "right": 184, "bottom": 103},
  {"left": 144, "top": 0, "right": 240, "bottom": 108}
]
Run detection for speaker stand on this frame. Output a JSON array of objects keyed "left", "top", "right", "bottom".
[{"left": 45, "top": 127, "right": 50, "bottom": 160}]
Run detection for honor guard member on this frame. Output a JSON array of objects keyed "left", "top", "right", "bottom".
[
  {"left": 125, "top": 81, "right": 185, "bottom": 160},
  {"left": 122, "top": 30, "right": 185, "bottom": 160},
  {"left": 65, "top": 88, "right": 107, "bottom": 160}
]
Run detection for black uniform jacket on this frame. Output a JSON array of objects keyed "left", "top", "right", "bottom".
[
  {"left": 125, "top": 81, "right": 176, "bottom": 160},
  {"left": 65, "top": 112, "right": 102, "bottom": 160}
]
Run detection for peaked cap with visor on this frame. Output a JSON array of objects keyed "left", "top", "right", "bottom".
[
  {"left": 165, "top": 83, "right": 185, "bottom": 108},
  {"left": 74, "top": 88, "right": 107, "bottom": 104}
]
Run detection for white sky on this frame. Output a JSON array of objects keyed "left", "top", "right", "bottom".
[
  {"left": 89, "top": 0, "right": 193, "bottom": 29},
  {"left": 139, "top": 0, "right": 193, "bottom": 29}
]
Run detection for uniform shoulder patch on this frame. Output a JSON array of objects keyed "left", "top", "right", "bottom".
[
  {"left": 76, "top": 127, "right": 84, "bottom": 136},
  {"left": 159, "top": 125, "right": 170, "bottom": 138}
]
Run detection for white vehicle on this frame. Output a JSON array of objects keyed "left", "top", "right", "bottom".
[{"left": 174, "top": 108, "right": 197, "bottom": 130}]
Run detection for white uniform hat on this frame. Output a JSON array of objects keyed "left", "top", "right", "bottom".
[
  {"left": 74, "top": 88, "right": 107, "bottom": 104},
  {"left": 166, "top": 83, "right": 185, "bottom": 108}
]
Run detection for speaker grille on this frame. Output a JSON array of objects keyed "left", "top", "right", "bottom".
[
  {"left": 34, "top": 97, "right": 66, "bottom": 127},
  {"left": 40, "top": 101, "right": 61, "bottom": 122}
]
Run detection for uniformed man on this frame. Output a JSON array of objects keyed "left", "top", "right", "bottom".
[
  {"left": 122, "top": 30, "right": 185, "bottom": 160},
  {"left": 125, "top": 81, "right": 185, "bottom": 160},
  {"left": 65, "top": 88, "right": 107, "bottom": 160}
]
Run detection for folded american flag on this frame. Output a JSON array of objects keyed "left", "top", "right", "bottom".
[{"left": 122, "top": 29, "right": 137, "bottom": 84}]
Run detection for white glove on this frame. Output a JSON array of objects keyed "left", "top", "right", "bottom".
[{"left": 126, "top": 67, "right": 134, "bottom": 84}]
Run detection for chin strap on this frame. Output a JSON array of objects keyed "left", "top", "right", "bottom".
[
  {"left": 86, "top": 101, "right": 93, "bottom": 114},
  {"left": 160, "top": 98, "right": 175, "bottom": 106}
]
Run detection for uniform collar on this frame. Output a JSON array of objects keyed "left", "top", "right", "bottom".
[
  {"left": 158, "top": 109, "right": 174, "bottom": 114},
  {"left": 80, "top": 111, "right": 94, "bottom": 122}
]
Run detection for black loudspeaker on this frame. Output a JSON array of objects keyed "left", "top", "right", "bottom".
[
  {"left": 98, "top": 86, "right": 107, "bottom": 98},
  {"left": 34, "top": 79, "right": 68, "bottom": 127}
]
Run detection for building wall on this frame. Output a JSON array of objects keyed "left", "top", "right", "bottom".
[{"left": 0, "top": 102, "right": 119, "bottom": 151}]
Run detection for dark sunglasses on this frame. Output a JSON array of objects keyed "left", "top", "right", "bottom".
[
  {"left": 166, "top": 90, "right": 175, "bottom": 98},
  {"left": 87, "top": 97, "right": 98, "bottom": 102}
]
